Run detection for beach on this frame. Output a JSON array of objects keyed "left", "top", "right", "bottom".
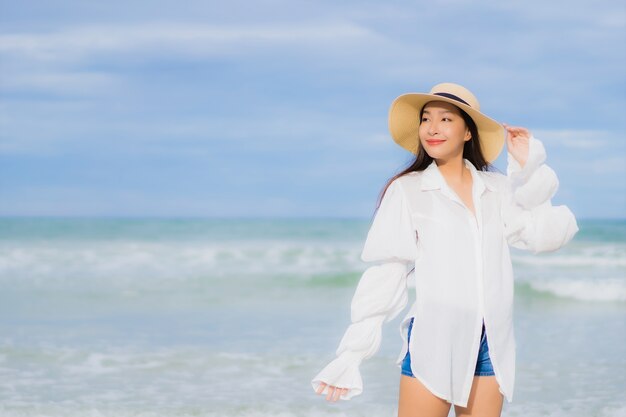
[{"left": 0, "top": 217, "right": 624, "bottom": 417}]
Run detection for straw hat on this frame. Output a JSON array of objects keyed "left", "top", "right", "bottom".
[{"left": 388, "top": 83, "right": 505, "bottom": 163}]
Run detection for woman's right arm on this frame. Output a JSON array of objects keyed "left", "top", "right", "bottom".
[{"left": 311, "top": 179, "right": 419, "bottom": 402}]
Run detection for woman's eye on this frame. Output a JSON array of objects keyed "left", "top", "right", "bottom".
[
  {"left": 442, "top": 118, "right": 452, "bottom": 122},
  {"left": 421, "top": 117, "right": 429, "bottom": 122}
]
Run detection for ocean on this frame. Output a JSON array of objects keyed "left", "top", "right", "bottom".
[{"left": 0, "top": 217, "right": 624, "bottom": 417}]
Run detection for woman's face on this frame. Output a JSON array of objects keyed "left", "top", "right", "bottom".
[{"left": 418, "top": 101, "right": 471, "bottom": 161}]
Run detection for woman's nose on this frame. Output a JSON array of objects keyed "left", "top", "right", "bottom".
[{"left": 428, "top": 121, "right": 439, "bottom": 135}]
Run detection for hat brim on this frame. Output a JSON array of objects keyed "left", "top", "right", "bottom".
[{"left": 388, "top": 93, "right": 505, "bottom": 163}]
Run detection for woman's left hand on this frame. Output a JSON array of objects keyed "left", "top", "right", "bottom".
[{"left": 503, "top": 123, "right": 531, "bottom": 168}]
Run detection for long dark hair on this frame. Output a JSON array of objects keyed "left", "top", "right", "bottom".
[{"left": 374, "top": 104, "right": 494, "bottom": 212}]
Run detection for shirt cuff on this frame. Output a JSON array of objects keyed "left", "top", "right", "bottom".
[{"left": 311, "top": 351, "right": 364, "bottom": 400}]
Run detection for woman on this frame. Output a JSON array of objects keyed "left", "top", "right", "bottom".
[{"left": 310, "top": 83, "right": 579, "bottom": 417}]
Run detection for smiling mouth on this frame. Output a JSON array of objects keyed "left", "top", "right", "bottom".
[{"left": 425, "top": 139, "right": 445, "bottom": 145}]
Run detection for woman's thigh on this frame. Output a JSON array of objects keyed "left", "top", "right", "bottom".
[
  {"left": 453, "top": 376, "right": 503, "bottom": 417},
  {"left": 398, "top": 374, "right": 452, "bottom": 417}
]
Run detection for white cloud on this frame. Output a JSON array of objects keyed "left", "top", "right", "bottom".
[
  {"left": 589, "top": 156, "right": 626, "bottom": 175},
  {"left": 534, "top": 129, "right": 617, "bottom": 149},
  {"left": 2, "top": 71, "right": 121, "bottom": 95},
  {"left": 0, "top": 21, "right": 382, "bottom": 63}
]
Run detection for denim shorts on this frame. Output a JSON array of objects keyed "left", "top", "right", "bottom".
[{"left": 401, "top": 317, "right": 495, "bottom": 377}]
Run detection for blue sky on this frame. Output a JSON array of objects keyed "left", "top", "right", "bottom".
[{"left": 1, "top": 0, "right": 624, "bottom": 218}]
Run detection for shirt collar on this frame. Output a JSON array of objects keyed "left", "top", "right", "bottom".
[{"left": 420, "top": 158, "right": 498, "bottom": 194}]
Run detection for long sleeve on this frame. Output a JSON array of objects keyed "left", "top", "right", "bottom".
[
  {"left": 311, "top": 179, "right": 418, "bottom": 400},
  {"left": 501, "top": 135, "right": 579, "bottom": 253}
]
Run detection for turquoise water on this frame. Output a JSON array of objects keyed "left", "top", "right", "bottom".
[{"left": 0, "top": 217, "right": 624, "bottom": 416}]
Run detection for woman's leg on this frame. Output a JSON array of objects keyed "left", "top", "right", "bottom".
[
  {"left": 398, "top": 374, "right": 452, "bottom": 417},
  {"left": 453, "top": 376, "right": 503, "bottom": 417}
]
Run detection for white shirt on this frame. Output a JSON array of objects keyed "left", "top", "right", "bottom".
[{"left": 310, "top": 136, "right": 579, "bottom": 407}]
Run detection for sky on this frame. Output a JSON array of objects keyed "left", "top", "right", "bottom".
[{"left": 0, "top": 0, "right": 624, "bottom": 218}]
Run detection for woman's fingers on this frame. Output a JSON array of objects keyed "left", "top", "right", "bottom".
[
  {"left": 329, "top": 386, "right": 348, "bottom": 402},
  {"left": 315, "top": 382, "right": 327, "bottom": 394},
  {"left": 503, "top": 123, "right": 530, "bottom": 138},
  {"left": 326, "top": 386, "right": 337, "bottom": 401},
  {"left": 316, "top": 382, "right": 348, "bottom": 402},
  {"left": 332, "top": 386, "right": 343, "bottom": 401},
  {"left": 502, "top": 123, "right": 531, "bottom": 167}
]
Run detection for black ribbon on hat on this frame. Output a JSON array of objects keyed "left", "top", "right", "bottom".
[{"left": 433, "top": 92, "right": 471, "bottom": 107}]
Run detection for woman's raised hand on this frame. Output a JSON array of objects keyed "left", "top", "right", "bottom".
[
  {"left": 503, "top": 123, "right": 531, "bottom": 168},
  {"left": 315, "top": 381, "right": 349, "bottom": 402}
]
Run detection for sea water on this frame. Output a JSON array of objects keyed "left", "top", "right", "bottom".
[{"left": 0, "top": 217, "right": 624, "bottom": 417}]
